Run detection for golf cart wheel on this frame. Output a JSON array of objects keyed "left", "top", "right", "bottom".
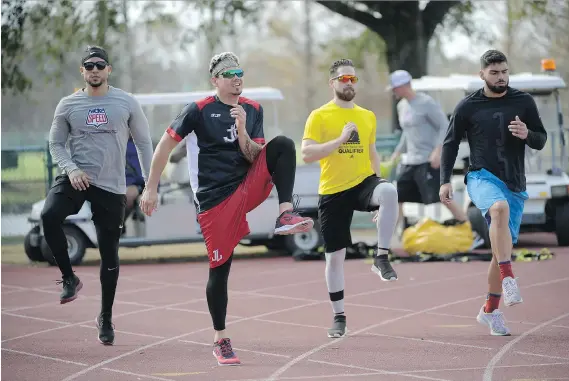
[
  {"left": 555, "top": 202, "right": 569, "bottom": 246},
  {"left": 283, "top": 220, "right": 323, "bottom": 254},
  {"left": 40, "top": 225, "right": 88, "bottom": 266},
  {"left": 467, "top": 206, "right": 491, "bottom": 249},
  {"left": 24, "top": 226, "right": 45, "bottom": 262}
]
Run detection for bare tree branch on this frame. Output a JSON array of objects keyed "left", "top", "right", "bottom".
[
  {"left": 315, "top": 1, "right": 387, "bottom": 36},
  {"left": 422, "top": 0, "right": 459, "bottom": 38}
]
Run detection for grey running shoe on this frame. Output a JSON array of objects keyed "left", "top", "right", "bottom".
[
  {"left": 327, "top": 314, "right": 347, "bottom": 338},
  {"left": 371, "top": 253, "right": 398, "bottom": 281}
]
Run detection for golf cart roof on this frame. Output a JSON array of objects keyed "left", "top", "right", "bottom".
[
  {"left": 133, "top": 87, "right": 284, "bottom": 106},
  {"left": 411, "top": 73, "right": 566, "bottom": 94}
]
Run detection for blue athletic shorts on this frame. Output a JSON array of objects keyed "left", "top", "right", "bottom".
[{"left": 466, "top": 168, "right": 528, "bottom": 244}]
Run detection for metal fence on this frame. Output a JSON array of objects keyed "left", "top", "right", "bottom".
[{"left": 0, "top": 134, "right": 402, "bottom": 237}]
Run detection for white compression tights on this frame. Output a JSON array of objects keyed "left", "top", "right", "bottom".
[{"left": 324, "top": 182, "right": 399, "bottom": 315}]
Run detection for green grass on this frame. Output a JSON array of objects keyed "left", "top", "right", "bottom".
[
  {"left": 1, "top": 152, "right": 49, "bottom": 210},
  {"left": 1, "top": 152, "right": 47, "bottom": 181}
]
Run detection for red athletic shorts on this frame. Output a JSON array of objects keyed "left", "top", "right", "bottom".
[{"left": 197, "top": 146, "right": 274, "bottom": 268}]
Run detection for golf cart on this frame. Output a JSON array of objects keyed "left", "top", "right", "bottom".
[
  {"left": 408, "top": 59, "right": 569, "bottom": 247},
  {"left": 25, "top": 87, "right": 324, "bottom": 266}
]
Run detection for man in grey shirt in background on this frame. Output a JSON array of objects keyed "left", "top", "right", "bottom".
[
  {"left": 41, "top": 46, "right": 153, "bottom": 345},
  {"left": 388, "top": 70, "right": 467, "bottom": 229}
]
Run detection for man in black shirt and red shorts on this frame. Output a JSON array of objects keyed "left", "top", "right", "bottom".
[
  {"left": 440, "top": 50, "right": 547, "bottom": 336},
  {"left": 140, "top": 52, "right": 313, "bottom": 366}
]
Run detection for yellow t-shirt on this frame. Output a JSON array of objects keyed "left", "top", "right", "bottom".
[{"left": 303, "top": 101, "right": 376, "bottom": 195}]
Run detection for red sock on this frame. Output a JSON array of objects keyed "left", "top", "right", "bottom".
[
  {"left": 484, "top": 293, "right": 501, "bottom": 313},
  {"left": 498, "top": 260, "right": 514, "bottom": 280}
]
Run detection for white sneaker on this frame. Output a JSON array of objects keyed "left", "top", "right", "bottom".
[
  {"left": 476, "top": 306, "right": 511, "bottom": 336},
  {"left": 502, "top": 276, "right": 523, "bottom": 306}
]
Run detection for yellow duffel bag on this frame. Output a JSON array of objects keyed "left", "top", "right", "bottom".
[{"left": 402, "top": 218, "right": 474, "bottom": 255}]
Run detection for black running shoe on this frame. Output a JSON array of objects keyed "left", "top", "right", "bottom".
[
  {"left": 327, "top": 314, "right": 347, "bottom": 338},
  {"left": 96, "top": 313, "right": 115, "bottom": 345},
  {"left": 371, "top": 252, "right": 398, "bottom": 281},
  {"left": 56, "top": 274, "right": 83, "bottom": 304}
]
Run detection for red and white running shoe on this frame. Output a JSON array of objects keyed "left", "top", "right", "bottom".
[
  {"left": 274, "top": 195, "right": 314, "bottom": 235},
  {"left": 213, "top": 338, "right": 241, "bottom": 366}
]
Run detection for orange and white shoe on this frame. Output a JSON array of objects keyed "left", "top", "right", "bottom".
[{"left": 213, "top": 338, "right": 241, "bottom": 366}]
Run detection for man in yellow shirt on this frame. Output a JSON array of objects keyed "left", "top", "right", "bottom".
[{"left": 301, "top": 59, "right": 399, "bottom": 339}]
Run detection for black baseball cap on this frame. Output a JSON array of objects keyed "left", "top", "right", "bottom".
[{"left": 81, "top": 46, "right": 110, "bottom": 64}]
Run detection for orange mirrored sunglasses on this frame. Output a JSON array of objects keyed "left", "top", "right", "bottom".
[{"left": 332, "top": 75, "right": 358, "bottom": 84}]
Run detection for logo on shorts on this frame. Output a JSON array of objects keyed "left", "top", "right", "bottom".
[
  {"left": 212, "top": 249, "right": 223, "bottom": 262},
  {"left": 86, "top": 108, "right": 109, "bottom": 128}
]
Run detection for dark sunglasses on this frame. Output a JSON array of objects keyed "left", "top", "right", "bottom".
[
  {"left": 83, "top": 61, "right": 108, "bottom": 71},
  {"left": 219, "top": 68, "right": 244, "bottom": 79},
  {"left": 332, "top": 74, "right": 359, "bottom": 84}
]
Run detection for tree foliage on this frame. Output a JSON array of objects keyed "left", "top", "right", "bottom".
[
  {"left": 319, "top": 28, "right": 386, "bottom": 72},
  {"left": 1, "top": 0, "right": 266, "bottom": 95},
  {"left": 315, "top": 1, "right": 463, "bottom": 76},
  {"left": 1, "top": 0, "right": 30, "bottom": 93},
  {"left": 315, "top": 0, "right": 556, "bottom": 75},
  {"left": 181, "top": 0, "right": 265, "bottom": 53},
  {"left": 1, "top": 0, "right": 126, "bottom": 95}
]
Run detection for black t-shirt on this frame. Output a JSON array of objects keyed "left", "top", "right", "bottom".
[
  {"left": 441, "top": 87, "right": 547, "bottom": 192},
  {"left": 166, "top": 95, "right": 265, "bottom": 212}
]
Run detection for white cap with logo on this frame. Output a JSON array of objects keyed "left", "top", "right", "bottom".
[{"left": 386, "top": 70, "right": 412, "bottom": 91}]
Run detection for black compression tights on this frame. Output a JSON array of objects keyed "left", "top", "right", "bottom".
[
  {"left": 265, "top": 136, "right": 296, "bottom": 205},
  {"left": 206, "top": 254, "right": 233, "bottom": 331}
]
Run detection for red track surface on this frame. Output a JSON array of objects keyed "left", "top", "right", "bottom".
[{"left": 2, "top": 233, "right": 568, "bottom": 381}]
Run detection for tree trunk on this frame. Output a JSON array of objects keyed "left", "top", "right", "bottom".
[
  {"left": 381, "top": 4, "right": 429, "bottom": 132},
  {"left": 95, "top": 0, "right": 109, "bottom": 47}
]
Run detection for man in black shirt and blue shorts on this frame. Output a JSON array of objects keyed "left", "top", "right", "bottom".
[
  {"left": 440, "top": 50, "right": 547, "bottom": 336},
  {"left": 140, "top": 52, "right": 313, "bottom": 366}
]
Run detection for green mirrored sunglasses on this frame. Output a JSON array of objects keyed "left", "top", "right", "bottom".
[{"left": 219, "top": 69, "right": 244, "bottom": 79}]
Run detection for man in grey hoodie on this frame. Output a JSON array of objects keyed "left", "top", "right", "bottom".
[
  {"left": 41, "top": 46, "right": 154, "bottom": 345},
  {"left": 388, "top": 70, "right": 467, "bottom": 229}
]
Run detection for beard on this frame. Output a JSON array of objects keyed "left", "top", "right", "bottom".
[
  {"left": 86, "top": 78, "right": 103, "bottom": 88},
  {"left": 485, "top": 79, "right": 508, "bottom": 94},
  {"left": 336, "top": 87, "right": 355, "bottom": 101}
]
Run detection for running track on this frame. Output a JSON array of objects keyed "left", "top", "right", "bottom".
[{"left": 2, "top": 233, "right": 568, "bottom": 381}]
